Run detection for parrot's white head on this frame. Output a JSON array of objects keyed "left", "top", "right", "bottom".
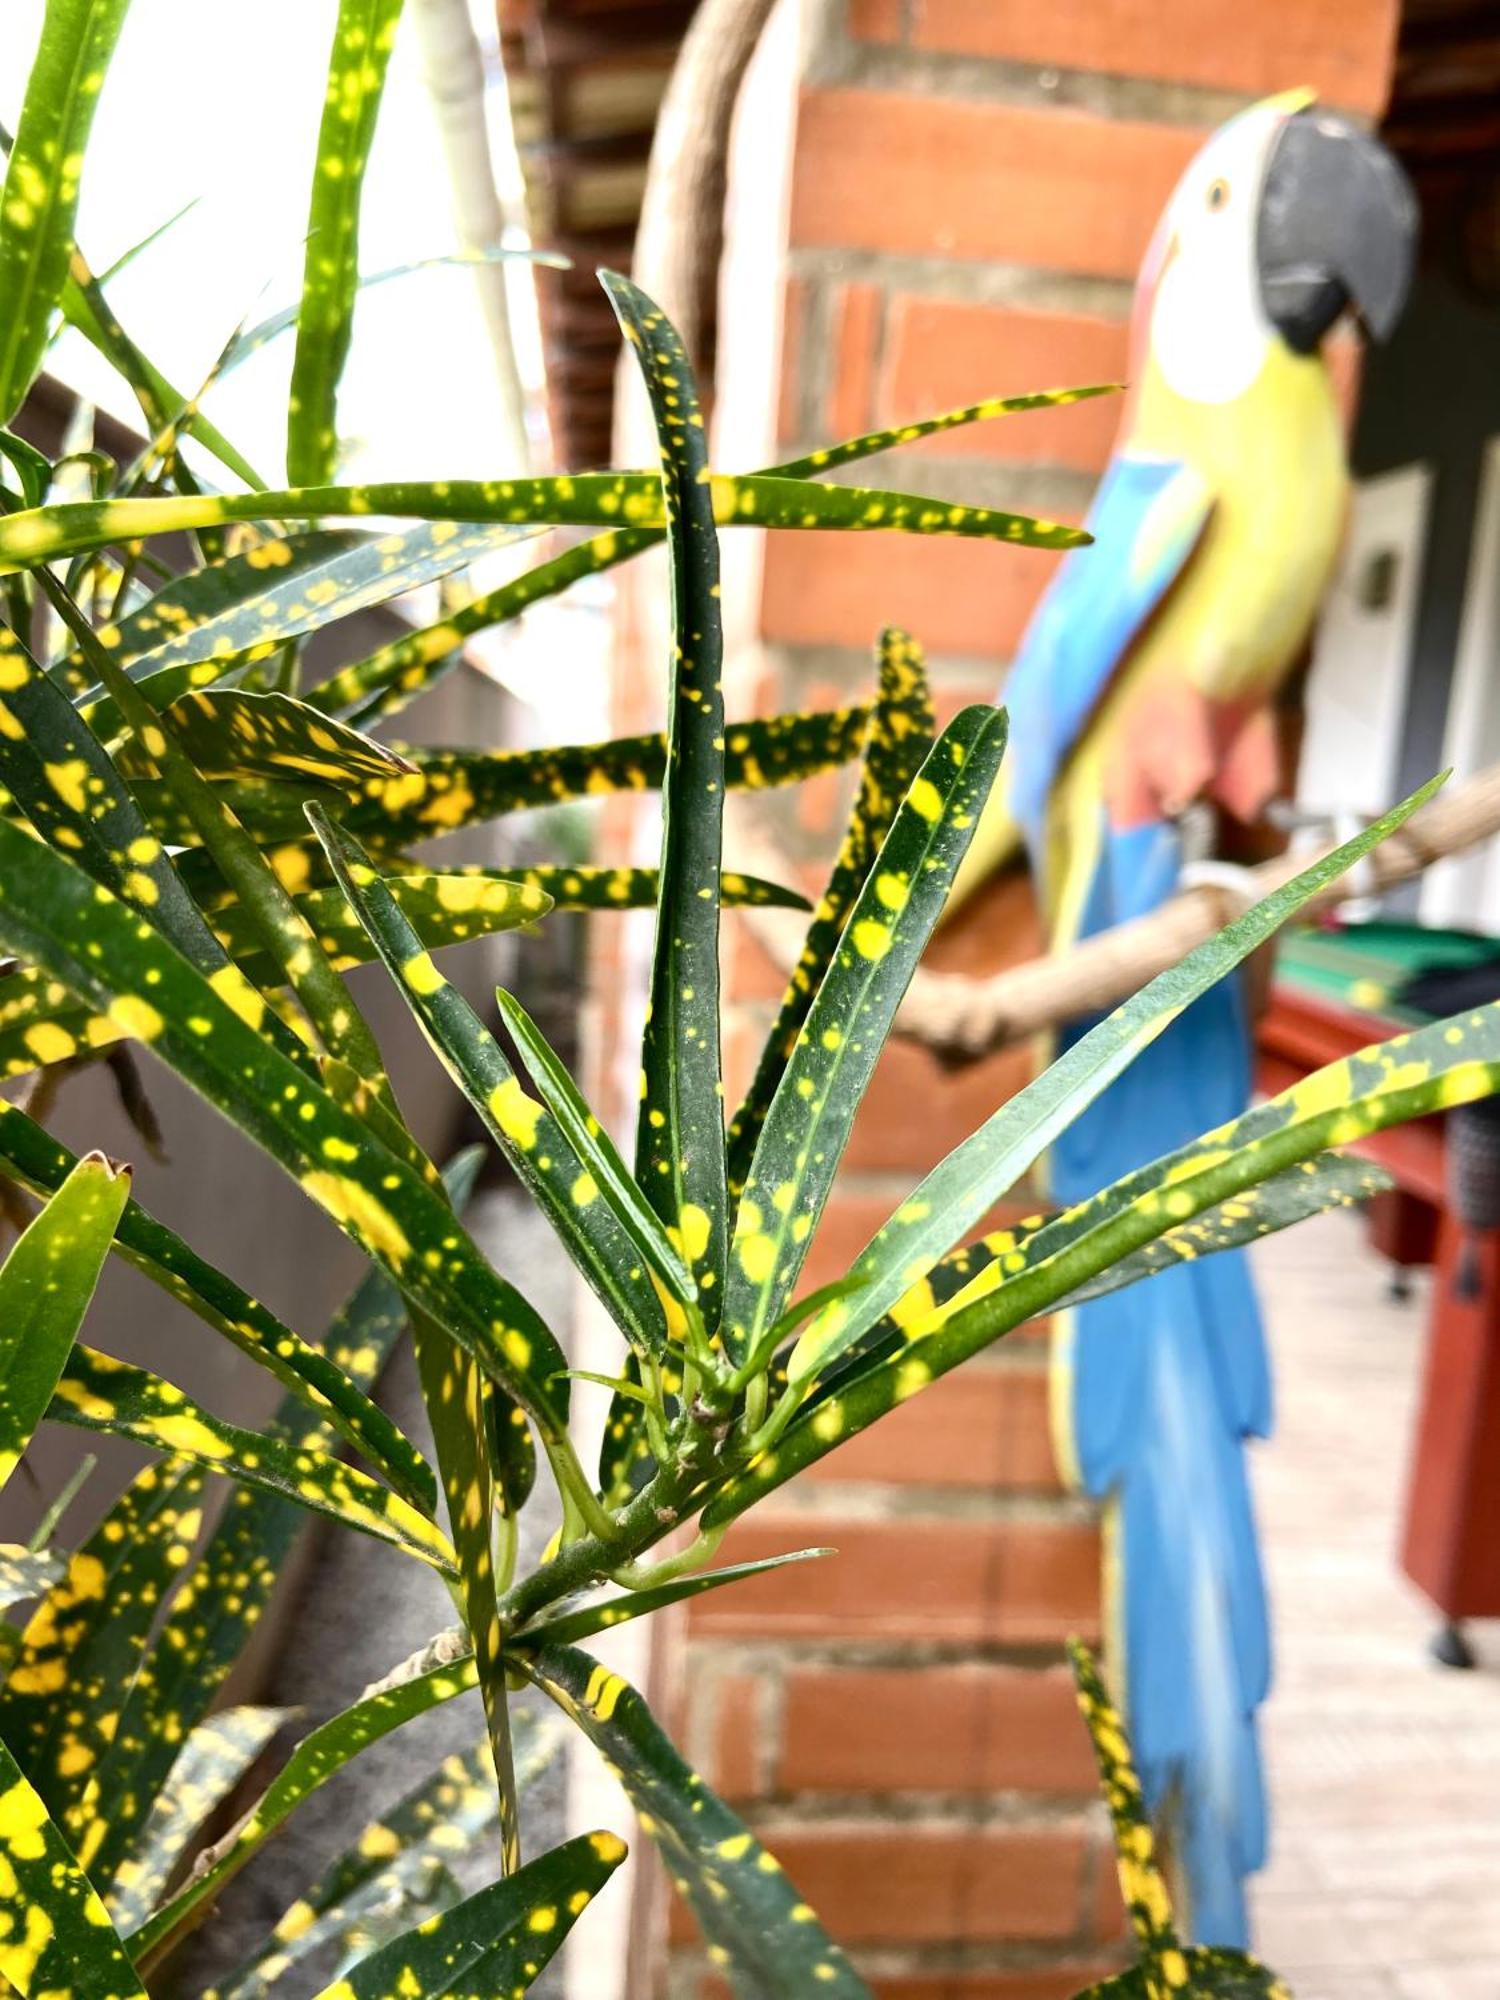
[{"left": 1136, "top": 90, "right": 1417, "bottom": 407}]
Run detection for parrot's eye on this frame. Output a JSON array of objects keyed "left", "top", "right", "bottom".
[{"left": 1206, "top": 177, "right": 1229, "bottom": 212}]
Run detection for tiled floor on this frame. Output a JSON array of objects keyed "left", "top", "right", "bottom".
[{"left": 1251, "top": 1211, "right": 1500, "bottom": 1998}]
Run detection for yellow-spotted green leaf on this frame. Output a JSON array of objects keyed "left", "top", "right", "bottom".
[
  {"left": 311, "top": 809, "right": 671, "bottom": 1361},
  {"left": 492, "top": 864, "right": 807, "bottom": 916},
  {"left": 67, "top": 531, "right": 362, "bottom": 710},
  {"left": 0, "top": 623, "right": 246, "bottom": 965},
  {"left": 710, "top": 995, "right": 1500, "bottom": 1529},
  {"left": 0, "top": 1737, "right": 149, "bottom": 1999},
  {"left": 105, "top": 1704, "right": 289, "bottom": 1932},
  {"left": 111, "top": 703, "right": 875, "bottom": 855},
  {"left": 309, "top": 384, "right": 1116, "bottom": 728},
  {"left": 815, "top": 1152, "right": 1390, "bottom": 1395},
  {"left": 112, "top": 687, "right": 415, "bottom": 787},
  {"left": 93, "top": 519, "right": 539, "bottom": 698},
  {"left": 0, "top": 467, "right": 1090, "bottom": 575},
  {"left": 208, "top": 1735, "right": 537, "bottom": 1997},
  {"left": 310, "top": 1826, "right": 625, "bottom": 2000},
  {"left": 0, "top": 815, "right": 573, "bottom": 1438},
  {"left": 0, "top": 1459, "right": 205, "bottom": 1826},
  {"left": 0, "top": 0, "right": 133, "bottom": 422},
  {"left": 79, "top": 1150, "right": 482, "bottom": 1899},
  {"left": 495, "top": 985, "right": 697, "bottom": 1318},
  {"left": 606, "top": 274, "right": 729, "bottom": 1310},
  {"left": 1066, "top": 1643, "right": 1290, "bottom": 1999},
  {"left": 0, "top": 871, "right": 551, "bottom": 1082},
  {"left": 785, "top": 775, "right": 1446, "bottom": 1391},
  {"left": 287, "top": 0, "right": 405, "bottom": 484},
  {"left": 0, "top": 1101, "right": 438, "bottom": 1513},
  {"left": 0, "top": 1546, "right": 64, "bottom": 1610},
  {"left": 518, "top": 1547, "right": 832, "bottom": 1650},
  {"left": 727, "top": 625, "right": 935, "bottom": 1196},
  {"left": 0, "top": 1149, "right": 130, "bottom": 1493},
  {"left": 724, "top": 706, "right": 1007, "bottom": 1369},
  {"left": 58, "top": 242, "right": 266, "bottom": 490},
  {"left": 520, "top": 1642, "right": 870, "bottom": 1998},
  {"left": 47, "top": 1345, "right": 458, "bottom": 1574},
  {"left": 127, "top": 1648, "right": 483, "bottom": 1960}
]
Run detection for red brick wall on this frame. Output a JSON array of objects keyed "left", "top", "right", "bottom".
[{"left": 597, "top": 2, "right": 1400, "bottom": 1992}]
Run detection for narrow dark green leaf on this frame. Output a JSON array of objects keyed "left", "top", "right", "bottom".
[
  {"left": 785, "top": 776, "right": 1446, "bottom": 1390},
  {"left": 209, "top": 1736, "right": 533, "bottom": 1996},
  {"left": 0, "top": 1738, "right": 148, "bottom": 1999},
  {"left": 709, "top": 995, "right": 1500, "bottom": 1527},
  {"left": 0, "top": 1100, "right": 438, "bottom": 1512},
  {"left": 287, "top": 0, "right": 405, "bottom": 483},
  {"left": 106, "top": 1704, "right": 289, "bottom": 1931},
  {"left": 0, "top": 1150, "right": 130, "bottom": 1492},
  {"left": 308, "top": 385, "right": 1116, "bottom": 725},
  {"left": 104, "top": 519, "right": 539, "bottom": 689},
  {"left": 0, "top": 0, "right": 132, "bottom": 421},
  {"left": 79, "top": 1149, "right": 482, "bottom": 1897},
  {"left": 0, "top": 468, "right": 1090, "bottom": 574},
  {"left": 128, "top": 1651, "right": 483, "bottom": 1958},
  {"left": 1066, "top": 1643, "right": 1289, "bottom": 1997},
  {"left": 310, "top": 809, "right": 670, "bottom": 1360},
  {"left": 603, "top": 273, "right": 729, "bottom": 1311},
  {"left": 723, "top": 706, "right": 1007, "bottom": 1367},
  {"left": 0, "top": 815, "right": 572, "bottom": 1438},
  {"left": 521, "top": 1642, "right": 870, "bottom": 1998},
  {"left": 727, "top": 625, "right": 935, "bottom": 1194},
  {"left": 115, "top": 702, "right": 873, "bottom": 854},
  {"left": 519, "top": 1547, "right": 832, "bottom": 1649},
  {"left": 0, "top": 1459, "right": 205, "bottom": 1837},
  {"left": 47, "top": 1345, "right": 458, "bottom": 1573},
  {"left": 312, "top": 1827, "right": 626, "bottom": 1999},
  {"left": 114, "top": 687, "right": 415, "bottom": 787}
]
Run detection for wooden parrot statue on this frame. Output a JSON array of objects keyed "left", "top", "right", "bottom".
[{"left": 964, "top": 93, "right": 1417, "bottom": 1944}]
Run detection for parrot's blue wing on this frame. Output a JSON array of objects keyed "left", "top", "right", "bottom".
[
  {"left": 1052, "top": 817, "right": 1271, "bottom": 1951},
  {"left": 1004, "top": 453, "right": 1212, "bottom": 854}
]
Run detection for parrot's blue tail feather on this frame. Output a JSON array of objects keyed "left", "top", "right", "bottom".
[{"left": 1053, "top": 822, "right": 1272, "bottom": 1949}]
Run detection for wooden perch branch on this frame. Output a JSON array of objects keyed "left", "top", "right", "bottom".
[{"left": 734, "top": 763, "right": 1500, "bottom": 1064}]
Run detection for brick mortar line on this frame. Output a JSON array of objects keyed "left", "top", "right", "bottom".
[
  {"left": 802, "top": 25, "right": 1282, "bottom": 131},
  {"left": 736, "top": 1482, "right": 1096, "bottom": 1523},
  {"left": 688, "top": 1636, "right": 1084, "bottom": 1671},
  {"left": 785, "top": 244, "right": 1135, "bottom": 319},
  {"left": 739, "top": 1799, "right": 1102, "bottom": 1835}
]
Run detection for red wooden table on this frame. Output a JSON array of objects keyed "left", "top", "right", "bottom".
[{"left": 1258, "top": 980, "right": 1500, "bottom": 1665}]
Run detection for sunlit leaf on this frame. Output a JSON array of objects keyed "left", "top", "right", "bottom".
[
  {"left": 0, "top": 1150, "right": 130, "bottom": 1494},
  {"left": 0, "top": 1459, "right": 204, "bottom": 1833},
  {"left": 0, "top": 467, "right": 1091, "bottom": 574},
  {"left": 0, "top": 1101, "right": 438, "bottom": 1511},
  {"left": 710, "top": 994, "right": 1500, "bottom": 1527},
  {"left": 287, "top": 0, "right": 405, "bottom": 483},
  {"left": 113, "top": 687, "right": 415, "bottom": 787},
  {"left": 0, "top": 813, "right": 573, "bottom": 1438},
  {"left": 0, "top": 1738, "right": 148, "bottom": 1999},
  {"left": 0, "top": 1545, "right": 65, "bottom": 1610},
  {"left": 0, "top": 0, "right": 133, "bottom": 422},
  {"left": 518, "top": 1547, "right": 832, "bottom": 1649},
  {"left": 310, "top": 809, "right": 670, "bottom": 1361}
]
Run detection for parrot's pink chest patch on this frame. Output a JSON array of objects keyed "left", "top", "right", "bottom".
[{"left": 1102, "top": 680, "right": 1281, "bottom": 830}]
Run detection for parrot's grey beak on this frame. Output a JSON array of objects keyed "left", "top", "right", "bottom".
[{"left": 1255, "top": 108, "right": 1418, "bottom": 353}]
